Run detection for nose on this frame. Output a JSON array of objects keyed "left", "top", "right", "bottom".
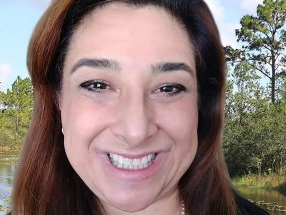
[{"left": 111, "top": 92, "right": 158, "bottom": 147}]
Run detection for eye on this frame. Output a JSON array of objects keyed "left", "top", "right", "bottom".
[
  {"left": 153, "top": 84, "right": 186, "bottom": 97},
  {"left": 79, "top": 80, "right": 111, "bottom": 93}
]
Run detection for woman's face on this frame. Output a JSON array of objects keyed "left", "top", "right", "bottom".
[{"left": 60, "top": 3, "right": 198, "bottom": 213}]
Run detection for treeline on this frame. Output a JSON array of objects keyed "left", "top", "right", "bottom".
[
  {"left": 223, "top": 0, "right": 286, "bottom": 176},
  {"left": 0, "top": 0, "right": 285, "bottom": 177},
  {"left": 0, "top": 76, "right": 33, "bottom": 148},
  {"left": 223, "top": 65, "right": 286, "bottom": 176}
]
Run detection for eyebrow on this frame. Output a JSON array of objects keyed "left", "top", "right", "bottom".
[
  {"left": 71, "top": 58, "right": 194, "bottom": 76},
  {"left": 152, "top": 62, "right": 195, "bottom": 76},
  {"left": 71, "top": 58, "right": 121, "bottom": 73}
]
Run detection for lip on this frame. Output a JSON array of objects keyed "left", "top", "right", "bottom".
[
  {"left": 107, "top": 152, "right": 157, "bottom": 159},
  {"left": 99, "top": 151, "right": 167, "bottom": 181}
]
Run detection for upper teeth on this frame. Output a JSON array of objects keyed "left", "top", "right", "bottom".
[{"left": 108, "top": 153, "right": 156, "bottom": 170}]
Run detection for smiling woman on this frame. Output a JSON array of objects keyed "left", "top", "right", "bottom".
[
  {"left": 9, "top": 1, "right": 269, "bottom": 215},
  {"left": 60, "top": 5, "right": 198, "bottom": 213}
]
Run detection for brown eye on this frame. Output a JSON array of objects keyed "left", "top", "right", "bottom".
[
  {"left": 160, "top": 86, "right": 178, "bottom": 93},
  {"left": 80, "top": 80, "right": 110, "bottom": 92},
  {"left": 154, "top": 84, "right": 186, "bottom": 97}
]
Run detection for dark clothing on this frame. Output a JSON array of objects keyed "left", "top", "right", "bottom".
[{"left": 235, "top": 192, "right": 270, "bottom": 215}]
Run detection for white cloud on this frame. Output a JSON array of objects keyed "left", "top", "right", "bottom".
[
  {"left": 0, "top": 64, "right": 13, "bottom": 89},
  {"left": 205, "top": 0, "right": 239, "bottom": 47},
  {"left": 205, "top": 0, "right": 225, "bottom": 21},
  {"left": 219, "top": 23, "right": 241, "bottom": 48},
  {"left": 241, "top": 0, "right": 263, "bottom": 14}
]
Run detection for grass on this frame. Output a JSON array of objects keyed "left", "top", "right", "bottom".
[{"left": 232, "top": 174, "right": 286, "bottom": 194}]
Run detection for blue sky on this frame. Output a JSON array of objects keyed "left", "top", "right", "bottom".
[{"left": 0, "top": 0, "right": 263, "bottom": 90}]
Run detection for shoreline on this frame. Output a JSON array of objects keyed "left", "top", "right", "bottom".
[{"left": 232, "top": 174, "right": 286, "bottom": 194}]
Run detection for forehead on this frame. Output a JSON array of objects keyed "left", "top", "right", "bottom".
[{"left": 65, "top": 3, "right": 195, "bottom": 72}]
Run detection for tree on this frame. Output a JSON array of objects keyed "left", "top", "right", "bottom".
[
  {"left": 225, "top": 0, "right": 286, "bottom": 103},
  {"left": 0, "top": 89, "right": 8, "bottom": 147},
  {"left": 281, "top": 75, "right": 286, "bottom": 112},
  {"left": 223, "top": 61, "right": 286, "bottom": 176},
  {"left": 0, "top": 76, "right": 33, "bottom": 146},
  {"left": 224, "top": 62, "right": 268, "bottom": 176}
]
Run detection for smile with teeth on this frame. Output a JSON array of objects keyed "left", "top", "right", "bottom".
[{"left": 108, "top": 153, "right": 157, "bottom": 170}]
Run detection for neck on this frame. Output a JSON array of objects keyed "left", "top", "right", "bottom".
[{"left": 102, "top": 190, "right": 182, "bottom": 215}]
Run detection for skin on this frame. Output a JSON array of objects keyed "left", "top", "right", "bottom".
[{"left": 60, "top": 3, "right": 198, "bottom": 215}]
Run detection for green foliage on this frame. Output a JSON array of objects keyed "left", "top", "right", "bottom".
[
  {"left": 223, "top": 0, "right": 286, "bottom": 177},
  {"left": 224, "top": 62, "right": 286, "bottom": 177},
  {"left": 0, "top": 76, "right": 33, "bottom": 146},
  {"left": 225, "top": 0, "right": 286, "bottom": 103}
]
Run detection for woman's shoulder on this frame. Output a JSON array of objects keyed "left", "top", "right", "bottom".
[{"left": 234, "top": 191, "right": 270, "bottom": 215}]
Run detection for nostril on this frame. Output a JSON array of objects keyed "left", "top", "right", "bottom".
[{"left": 110, "top": 98, "right": 158, "bottom": 146}]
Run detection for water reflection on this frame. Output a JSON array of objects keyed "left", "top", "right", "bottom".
[
  {"left": 237, "top": 187, "right": 286, "bottom": 215},
  {"left": 0, "top": 151, "right": 19, "bottom": 215}
]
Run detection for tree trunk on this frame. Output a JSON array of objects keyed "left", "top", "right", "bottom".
[{"left": 271, "top": 49, "right": 276, "bottom": 104}]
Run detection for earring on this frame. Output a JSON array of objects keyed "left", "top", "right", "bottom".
[{"left": 61, "top": 127, "right": 64, "bottom": 135}]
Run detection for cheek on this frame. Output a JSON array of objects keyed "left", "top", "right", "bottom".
[
  {"left": 61, "top": 99, "right": 115, "bottom": 173},
  {"left": 156, "top": 97, "right": 198, "bottom": 166},
  {"left": 61, "top": 96, "right": 115, "bottom": 144},
  {"left": 155, "top": 99, "right": 198, "bottom": 182},
  {"left": 156, "top": 97, "right": 198, "bottom": 142}
]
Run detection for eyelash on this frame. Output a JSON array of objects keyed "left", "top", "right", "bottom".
[
  {"left": 79, "top": 80, "right": 186, "bottom": 97},
  {"left": 79, "top": 80, "right": 111, "bottom": 93},
  {"left": 153, "top": 84, "right": 186, "bottom": 97}
]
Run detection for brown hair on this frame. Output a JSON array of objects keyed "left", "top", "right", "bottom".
[{"left": 12, "top": 0, "right": 237, "bottom": 215}]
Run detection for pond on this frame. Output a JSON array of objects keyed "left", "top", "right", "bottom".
[
  {"left": 0, "top": 151, "right": 285, "bottom": 215},
  {"left": 236, "top": 186, "right": 286, "bottom": 215},
  {"left": 0, "top": 151, "right": 19, "bottom": 215}
]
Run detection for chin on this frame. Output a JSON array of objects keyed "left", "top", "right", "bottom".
[{"left": 102, "top": 191, "right": 157, "bottom": 212}]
